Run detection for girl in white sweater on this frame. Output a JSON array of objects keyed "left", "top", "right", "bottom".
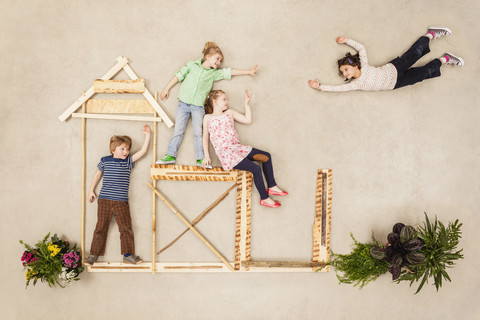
[{"left": 308, "top": 27, "right": 463, "bottom": 92}]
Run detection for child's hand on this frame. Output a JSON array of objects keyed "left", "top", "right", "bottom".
[
  {"left": 308, "top": 79, "right": 321, "bottom": 90},
  {"left": 160, "top": 88, "right": 170, "bottom": 100},
  {"left": 245, "top": 89, "right": 252, "bottom": 104},
  {"left": 249, "top": 65, "right": 258, "bottom": 76},
  {"left": 88, "top": 191, "right": 97, "bottom": 203},
  {"left": 336, "top": 36, "right": 347, "bottom": 44},
  {"left": 202, "top": 157, "right": 211, "bottom": 168},
  {"left": 143, "top": 125, "right": 151, "bottom": 134}
]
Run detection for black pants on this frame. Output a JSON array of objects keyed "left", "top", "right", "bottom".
[
  {"left": 390, "top": 36, "right": 442, "bottom": 89},
  {"left": 234, "top": 148, "right": 277, "bottom": 200}
]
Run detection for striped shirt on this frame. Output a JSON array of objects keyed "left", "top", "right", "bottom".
[
  {"left": 176, "top": 59, "right": 232, "bottom": 106},
  {"left": 98, "top": 155, "right": 135, "bottom": 201},
  {"left": 320, "top": 39, "right": 398, "bottom": 92}
]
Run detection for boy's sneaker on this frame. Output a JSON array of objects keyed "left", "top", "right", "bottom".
[
  {"left": 196, "top": 159, "right": 212, "bottom": 169},
  {"left": 123, "top": 255, "right": 143, "bottom": 264},
  {"left": 428, "top": 26, "right": 451, "bottom": 39},
  {"left": 156, "top": 155, "right": 176, "bottom": 164},
  {"left": 443, "top": 52, "right": 464, "bottom": 66},
  {"left": 84, "top": 255, "right": 98, "bottom": 265}
]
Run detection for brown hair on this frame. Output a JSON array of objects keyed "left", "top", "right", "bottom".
[
  {"left": 204, "top": 90, "right": 225, "bottom": 114},
  {"left": 202, "top": 42, "right": 223, "bottom": 61},
  {"left": 109, "top": 135, "right": 132, "bottom": 153},
  {"left": 337, "top": 52, "right": 361, "bottom": 77}
]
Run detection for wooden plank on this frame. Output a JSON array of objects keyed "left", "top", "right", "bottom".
[
  {"left": 94, "top": 79, "right": 145, "bottom": 93},
  {"left": 152, "top": 92, "right": 158, "bottom": 274},
  {"left": 87, "top": 261, "right": 322, "bottom": 273},
  {"left": 71, "top": 113, "right": 164, "bottom": 122},
  {"left": 242, "top": 261, "right": 327, "bottom": 268},
  {"left": 58, "top": 56, "right": 129, "bottom": 121},
  {"left": 245, "top": 172, "right": 253, "bottom": 270},
  {"left": 234, "top": 171, "right": 243, "bottom": 270},
  {"left": 147, "top": 183, "right": 235, "bottom": 271},
  {"left": 151, "top": 164, "right": 238, "bottom": 182},
  {"left": 121, "top": 62, "right": 174, "bottom": 127},
  {"left": 312, "top": 169, "right": 332, "bottom": 272},
  {"left": 81, "top": 95, "right": 86, "bottom": 266},
  {"left": 86, "top": 99, "right": 154, "bottom": 114}
]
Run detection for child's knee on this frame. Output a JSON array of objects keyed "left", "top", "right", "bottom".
[{"left": 253, "top": 153, "right": 270, "bottom": 163}]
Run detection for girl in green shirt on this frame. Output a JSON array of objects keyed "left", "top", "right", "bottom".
[{"left": 158, "top": 42, "right": 258, "bottom": 165}]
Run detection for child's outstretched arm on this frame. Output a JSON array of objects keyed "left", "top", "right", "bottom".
[
  {"left": 337, "top": 36, "right": 368, "bottom": 65},
  {"left": 131, "top": 125, "right": 151, "bottom": 162},
  {"left": 160, "top": 76, "right": 180, "bottom": 100},
  {"left": 201, "top": 117, "right": 211, "bottom": 168},
  {"left": 231, "top": 65, "right": 258, "bottom": 76},
  {"left": 88, "top": 170, "right": 103, "bottom": 203},
  {"left": 230, "top": 89, "right": 253, "bottom": 124}
]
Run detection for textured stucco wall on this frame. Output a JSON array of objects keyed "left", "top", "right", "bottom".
[{"left": 1, "top": 0, "right": 479, "bottom": 319}]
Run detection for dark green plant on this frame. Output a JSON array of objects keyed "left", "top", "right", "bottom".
[
  {"left": 395, "top": 213, "right": 463, "bottom": 294},
  {"left": 325, "top": 233, "right": 389, "bottom": 288},
  {"left": 370, "top": 223, "right": 425, "bottom": 280}
]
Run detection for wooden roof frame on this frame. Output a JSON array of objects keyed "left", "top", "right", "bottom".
[{"left": 58, "top": 56, "right": 173, "bottom": 127}]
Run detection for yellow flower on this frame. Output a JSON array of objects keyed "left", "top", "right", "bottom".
[{"left": 48, "top": 244, "right": 60, "bottom": 257}]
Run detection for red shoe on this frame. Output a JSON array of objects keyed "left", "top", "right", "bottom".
[
  {"left": 260, "top": 199, "right": 281, "bottom": 208},
  {"left": 267, "top": 188, "right": 288, "bottom": 196}
]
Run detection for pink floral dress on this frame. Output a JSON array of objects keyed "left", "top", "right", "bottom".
[{"left": 207, "top": 113, "right": 252, "bottom": 171}]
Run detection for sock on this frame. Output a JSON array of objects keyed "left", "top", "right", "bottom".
[
  {"left": 440, "top": 56, "right": 449, "bottom": 64},
  {"left": 124, "top": 253, "right": 131, "bottom": 257},
  {"left": 426, "top": 31, "right": 434, "bottom": 40}
]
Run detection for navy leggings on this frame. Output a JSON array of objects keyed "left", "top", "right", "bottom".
[
  {"left": 390, "top": 36, "right": 442, "bottom": 89},
  {"left": 234, "top": 148, "right": 277, "bottom": 200}
]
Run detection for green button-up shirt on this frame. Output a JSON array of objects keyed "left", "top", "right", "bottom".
[{"left": 175, "top": 59, "right": 232, "bottom": 106}]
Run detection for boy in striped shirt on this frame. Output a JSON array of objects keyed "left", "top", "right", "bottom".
[{"left": 84, "top": 125, "right": 151, "bottom": 265}]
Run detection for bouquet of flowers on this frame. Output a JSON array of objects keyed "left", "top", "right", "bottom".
[{"left": 20, "top": 233, "right": 84, "bottom": 288}]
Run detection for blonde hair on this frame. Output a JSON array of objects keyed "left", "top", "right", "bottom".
[
  {"left": 204, "top": 90, "right": 225, "bottom": 114},
  {"left": 109, "top": 135, "right": 132, "bottom": 153},
  {"left": 202, "top": 42, "right": 223, "bottom": 61}
]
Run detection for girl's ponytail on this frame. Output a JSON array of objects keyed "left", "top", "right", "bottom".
[
  {"left": 202, "top": 42, "right": 224, "bottom": 61},
  {"left": 204, "top": 90, "right": 225, "bottom": 114}
]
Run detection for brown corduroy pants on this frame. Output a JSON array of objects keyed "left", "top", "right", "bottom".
[{"left": 90, "top": 199, "right": 135, "bottom": 256}]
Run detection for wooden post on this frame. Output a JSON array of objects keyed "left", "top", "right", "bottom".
[
  {"left": 313, "top": 169, "right": 333, "bottom": 271},
  {"left": 234, "top": 172, "right": 243, "bottom": 270},
  {"left": 147, "top": 182, "right": 235, "bottom": 271},
  {"left": 151, "top": 92, "right": 158, "bottom": 274},
  {"left": 81, "top": 93, "right": 86, "bottom": 265}
]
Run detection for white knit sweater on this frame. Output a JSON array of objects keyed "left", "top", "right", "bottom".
[{"left": 320, "top": 39, "right": 397, "bottom": 92}]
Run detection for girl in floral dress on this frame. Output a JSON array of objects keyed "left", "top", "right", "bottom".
[{"left": 202, "top": 89, "right": 287, "bottom": 208}]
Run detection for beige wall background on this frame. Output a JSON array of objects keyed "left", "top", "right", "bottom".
[{"left": 1, "top": 0, "right": 479, "bottom": 319}]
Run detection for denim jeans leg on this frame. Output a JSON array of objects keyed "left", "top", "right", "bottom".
[
  {"left": 191, "top": 105, "right": 205, "bottom": 160},
  {"left": 166, "top": 101, "right": 191, "bottom": 157}
]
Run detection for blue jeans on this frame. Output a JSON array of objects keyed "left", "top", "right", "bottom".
[{"left": 166, "top": 100, "right": 205, "bottom": 160}]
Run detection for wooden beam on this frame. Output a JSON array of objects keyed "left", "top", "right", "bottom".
[
  {"left": 71, "top": 113, "right": 164, "bottom": 122},
  {"left": 121, "top": 62, "right": 174, "bottom": 128},
  {"left": 313, "top": 169, "right": 333, "bottom": 272},
  {"left": 86, "top": 99, "right": 154, "bottom": 114},
  {"left": 242, "top": 261, "right": 327, "bottom": 269},
  {"left": 147, "top": 182, "right": 235, "bottom": 272},
  {"left": 94, "top": 79, "right": 145, "bottom": 93},
  {"left": 81, "top": 94, "right": 86, "bottom": 266},
  {"left": 151, "top": 164, "right": 238, "bottom": 182},
  {"left": 58, "top": 56, "right": 129, "bottom": 121}
]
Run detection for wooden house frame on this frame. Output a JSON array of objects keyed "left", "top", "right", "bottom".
[{"left": 59, "top": 56, "right": 332, "bottom": 274}]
